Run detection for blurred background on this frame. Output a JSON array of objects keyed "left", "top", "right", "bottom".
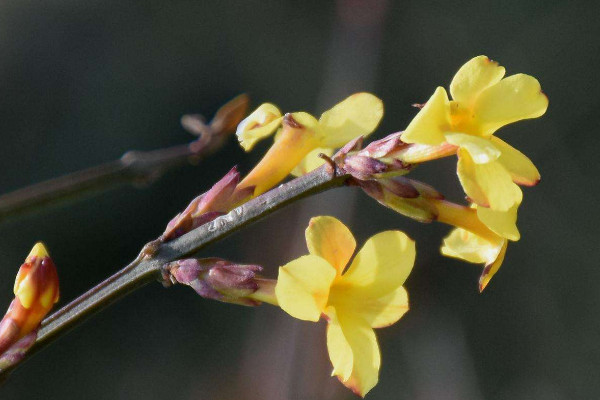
[{"left": 0, "top": 0, "right": 598, "bottom": 399}]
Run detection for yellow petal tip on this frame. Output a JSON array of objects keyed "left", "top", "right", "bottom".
[{"left": 27, "top": 242, "right": 49, "bottom": 261}]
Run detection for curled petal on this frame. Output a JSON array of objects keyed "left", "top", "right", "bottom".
[
  {"left": 491, "top": 137, "right": 540, "bottom": 186},
  {"left": 473, "top": 73, "right": 549, "bottom": 136},
  {"left": 441, "top": 228, "right": 504, "bottom": 264},
  {"left": 236, "top": 103, "right": 283, "bottom": 151},
  {"left": 305, "top": 216, "right": 356, "bottom": 276},
  {"left": 318, "top": 93, "right": 383, "bottom": 148},
  {"left": 479, "top": 240, "right": 508, "bottom": 292},
  {"left": 477, "top": 204, "right": 520, "bottom": 241},
  {"left": 456, "top": 149, "right": 522, "bottom": 211},
  {"left": 237, "top": 113, "right": 320, "bottom": 196},
  {"left": 342, "top": 231, "right": 415, "bottom": 297},
  {"left": 275, "top": 255, "right": 336, "bottom": 321},
  {"left": 450, "top": 55, "right": 505, "bottom": 105},
  {"left": 326, "top": 308, "right": 380, "bottom": 397},
  {"left": 401, "top": 87, "right": 451, "bottom": 146}
]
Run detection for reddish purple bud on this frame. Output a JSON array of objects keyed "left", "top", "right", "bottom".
[
  {"left": 359, "top": 132, "right": 408, "bottom": 159},
  {"left": 334, "top": 132, "right": 414, "bottom": 180},
  {"left": 162, "top": 258, "right": 263, "bottom": 306},
  {"left": 343, "top": 155, "right": 388, "bottom": 181},
  {"left": 162, "top": 167, "right": 254, "bottom": 241},
  {"left": 334, "top": 136, "right": 365, "bottom": 158}
]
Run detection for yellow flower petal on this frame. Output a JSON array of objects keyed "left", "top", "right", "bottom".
[
  {"left": 402, "top": 87, "right": 451, "bottom": 145},
  {"left": 330, "top": 285, "right": 409, "bottom": 329},
  {"left": 290, "top": 147, "right": 333, "bottom": 177},
  {"left": 445, "top": 133, "right": 501, "bottom": 164},
  {"left": 441, "top": 227, "right": 503, "bottom": 264},
  {"left": 473, "top": 73, "right": 549, "bottom": 136},
  {"left": 456, "top": 148, "right": 522, "bottom": 211},
  {"left": 26, "top": 242, "right": 50, "bottom": 261},
  {"left": 305, "top": 216, "right": 356, "bottom": 276},
  {"left": 289, "top": 111, "right": 320, "bottom": 131},
  {"left": 476, "top": 204, "right": 520, "bottom": 241},
  {"left": 275, "top": 255, "right": 336, "bottom": 321},
  {"left": 491, "top": 137, "right": 540, "bottom": 186},
  {"left": 237, "top": 115, "right": 320, "bottom": 196},
  {"left": 449, "top": 55, "right": 505, "bottom": 105},
  {"left": 366, "top": 286, "right": 409, "bottom": 328},
  {"left": 479, "top": 239, "right": 508, "bottom": 292},
  {"left": 326, "top": 307, "right": 380, "bottom": 397},
  {"left": 341, "top": 231, "right": 415, "bottom": 297},
  {"left": 236, "top": 103, "right": 283, "bottom": 151},
  {"left": 318, "top": 93, "right": 383, "bottom": 148}
]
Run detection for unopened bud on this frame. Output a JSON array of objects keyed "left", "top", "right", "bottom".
[
  {"left": 162, "top": 258, "right": 263, "bottom": 306},
  {"left": 162, "top": 167, "right": 254, "bottom": 241},
  {"left": 335, "top": 133, "right": 413, "bottom": 180},
  {"left": 0, "top": 243, "right": 59, "bottom": 356}
]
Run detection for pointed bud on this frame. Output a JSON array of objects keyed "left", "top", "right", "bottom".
[
  {"left": 162, "top": 258, "right": 264, "bottom": 306},
  {"left": 0, "top": 243, "right": 59, "bottom": 356},
  {"left": 335, "top": 133, "right": 413, "bottom": 180},
  {"left": 162, "top": 167, "right": 254, "bottom": 241},
  {"left": 354, "top": 131, "right": 457, "bottom": 165}
]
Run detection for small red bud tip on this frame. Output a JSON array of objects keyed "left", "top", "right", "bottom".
[{"left": 0, "top": 242, "right": 59, "bottom": 355}]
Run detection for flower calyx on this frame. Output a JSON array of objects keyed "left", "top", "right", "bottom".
[{"left": 162, "top": 258, "right": 264, "bottom": 306}]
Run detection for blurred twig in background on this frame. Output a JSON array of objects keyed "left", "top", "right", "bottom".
[{"left": 0, "top": 94, "right": 248, "bottom": 223}]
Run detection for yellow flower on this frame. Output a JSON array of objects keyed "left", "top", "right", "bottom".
[
  {"left": 402, "top": 56, "right": 548, "bottom": 211},
  {"left": 236, "top": 93, "right": 383, "bottom": 196},
  {"left": 275, "top": 216, "right": 415, "bottom": 396},
  {"left": 435, "top": 201, "right": 520, "bottom": 291}
]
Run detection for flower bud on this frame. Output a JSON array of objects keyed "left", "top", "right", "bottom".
[
  {"left": 162, "top": 258, "right": 263, "bottom": 306},
  {"left": 0, "top": 243, "right": 59, "bottom": 356},
  {"left": 335, "top": 133, "right": 413, "bottom": 180},
  {"left": 162, "top": 167, "right": 254, "bottom": 241},
  {"left": 356, "top": 131, "right": 457, "bottom": 165}
]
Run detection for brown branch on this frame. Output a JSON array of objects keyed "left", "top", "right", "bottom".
[
  {"left": 0, "top": 94, "right": 249, "bottom": 222},
  {"left": 0, "top": 164, "right": 349, "bottom": 378}
]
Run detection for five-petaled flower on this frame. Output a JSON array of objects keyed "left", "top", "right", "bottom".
[
  {"left": 235, "top": 93, "right": 383, "bottom": 196},
  {"left": 275, "top": 216, "right": 415, "bottom": 396},
  {"left": 402, "top": 55, "right": 548, "bottom": 211}
]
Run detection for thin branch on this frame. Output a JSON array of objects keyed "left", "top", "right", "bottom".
[
  {"left": 0, "top": 94, "right": 249, "bottom": 222},
  {"left": 0, "top": 164, "right": 349, "bottom": 377}
]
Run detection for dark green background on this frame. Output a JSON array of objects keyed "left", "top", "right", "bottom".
[{"left": 0, "top": 0, "right": 597, "bottom": 399}]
